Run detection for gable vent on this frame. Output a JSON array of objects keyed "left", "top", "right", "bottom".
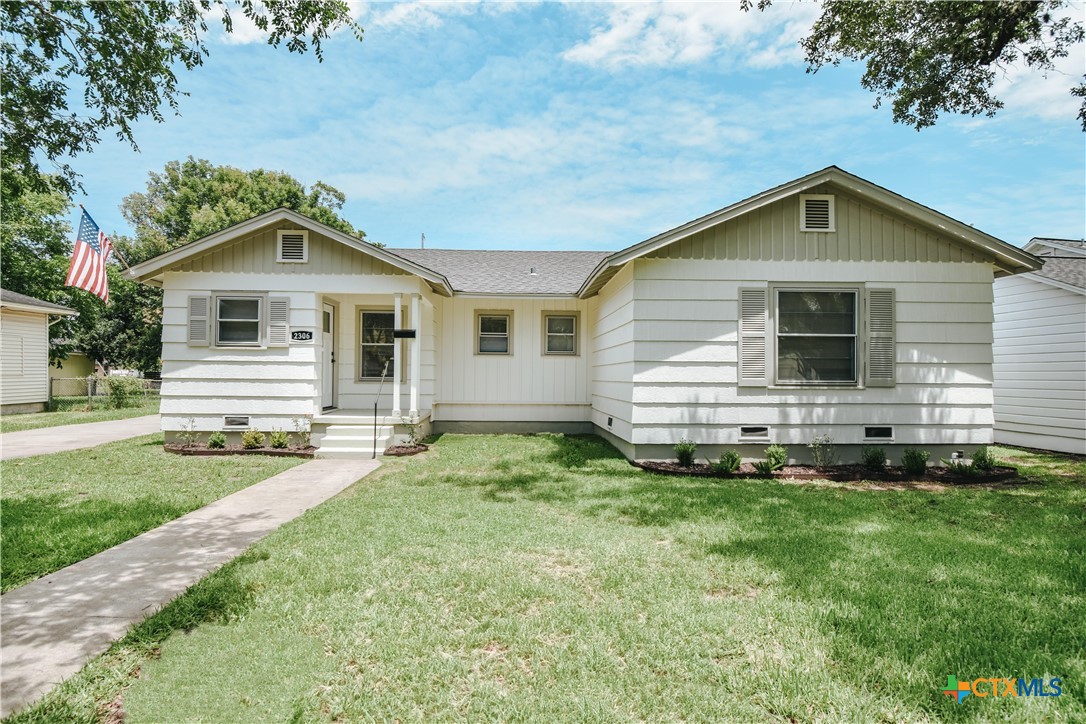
[
  {"left": 800, "top": 194, "right": 835, "bottom": 232},
  {"left": 277, "top": 230, "right": 308, "bottom": 263}
]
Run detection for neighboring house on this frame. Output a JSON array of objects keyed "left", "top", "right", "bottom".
[
  {"left": 48, "top": 345, "right": 97, "bottom": 380},
  {"left": 993, "top": 238, "right": 1085, "bottom": 455},
  {"left": 125, "top": 167, "right": 1041, "bottom": 460},
  {"left": 0, "top": 289, "right": 77, "bottom": 414}
]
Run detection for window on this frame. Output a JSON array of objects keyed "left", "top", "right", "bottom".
[
  {"left": 775, "top": 289, "right": 857, "bottom": 384},
  {"left": 216, "top": 296, "right": 262, "bottom": 346},
  {"left": 477, "top": 312, "right": 511, "bottom": 354},
  {"left": 359, "top": 310, "right": 394, "bottom": 378},
  {"left": 543, "top": 313, "right": 577, "bottom": 355}
]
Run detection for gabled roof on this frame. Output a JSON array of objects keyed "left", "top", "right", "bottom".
[
  {"left": 1022, "top": 238, "right": 1085, "bottom": 293},
  {"left": 125, "top": 208, "right": 455, "bottom": 296},
  {"left": 577, "top": 166, "right": 1042, "bottom": 297},
  {"left": 387, "top": 249, "right": 611, "bottom": 295},
  {"left": 0, "top": 289, "right": 77, "bottom": 315}
]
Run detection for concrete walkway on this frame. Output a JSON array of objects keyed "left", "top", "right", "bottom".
[
  {"left": 0, "top": 414, "right": 162, "bottom": 460},
  {"left": 0, "top": 458, "right": 380, "bottom": 718}
]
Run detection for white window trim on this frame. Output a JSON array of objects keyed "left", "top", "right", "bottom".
[
  {"left": 276, "top": 229, "right": 309, "bottom": 263},
  {"left": 542, "top": 312, "right": 579, "bottom": 356},
  {"left": 771, "top": 285, "right": 863, "bottom": 388},
  {"left": 800, "top": 194, "right": 836, "bottom": 232},
  {"left": 214, "top": 294, "right": 265, "bottom": 348},
  {"left": 476, "top": 310, "right": 513, "bottom": 355}
]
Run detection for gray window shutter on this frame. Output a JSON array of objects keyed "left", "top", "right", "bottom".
[
  {"left": 268, "top": 297, "right": 290, "bottom": 347},
  {"left": 738, "top": 288, "right": 768, "bottom": 386},
  {"left": 865, "top": 288, "right": 895, "bottom": 387},
  {"left": 187, "top": 295, "right": 211, "bottom": 347}
]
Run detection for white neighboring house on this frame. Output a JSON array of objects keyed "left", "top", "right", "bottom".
[
  {"left": 125, "top": 167, "right": 1041, "bottom": 460},
  {"left": 993, "top": 238, "right": 1085, "bottom": 455},
  {"left": 0, "top": 289, "right": 77, "bottom": 414}
]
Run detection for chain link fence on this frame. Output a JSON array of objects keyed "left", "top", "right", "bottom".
[{"left": 48, "top": 377, "right": 162, "bottom": 411}]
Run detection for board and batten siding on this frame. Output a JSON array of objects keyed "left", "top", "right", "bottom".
[
  {"left": 432, "top": 296, "right": 591, "bottom": 424},
  {"left": 0, "top": 309, "right": 49, "bottom": 407},
  {"left": 589, "top": 263, "right": 636, "bottom": 455},
  {"left": 992, "top": 274, "right": 1086, "bottom": 455}
]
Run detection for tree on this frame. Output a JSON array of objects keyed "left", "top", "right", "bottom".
[
  {"left": 76, "top": 266, "right": 162, "bottom": 375},
  {"left": 0, "top": 1, "right": 362, "bottom": 195},
  {"left": 746, "top": 1, "right": 1085, "bottom": 130}
]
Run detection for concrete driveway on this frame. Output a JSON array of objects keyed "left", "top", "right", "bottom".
[{"left": 0, "top": 415, "right": 161, "bottom": 460}]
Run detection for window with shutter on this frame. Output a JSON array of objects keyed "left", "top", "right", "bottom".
[
  {"left": 267, "top": 297, "right": 290, "bottom": 347},
  {"left": 800, "top": 194, "right": 835, "bottom": 232},
  {"left": 775, "top": 289, "right": 858, "bottom": 384},
  {"left": 276, "top": 230, "right": 308, "bottom": 262},
  {"left": 215, "top": 295, "right": 263, "bottom": 347},
  {"left": 865, "top": 289, "right": 895, "bottom": 387},
  {"left": 187, "top": 295, "right": 211, "bottom": 347},
  {"left": 738, "top": 288, "right": 768, "bottom": 386}
]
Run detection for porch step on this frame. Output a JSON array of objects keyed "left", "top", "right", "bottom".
[{"left": 316, "top": 423, "right": 394, "bottom": 459}]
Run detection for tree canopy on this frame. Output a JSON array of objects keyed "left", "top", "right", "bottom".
[
  {"left": 747, "top": 0, "right": 1085, "bottom": 130},
  {"left": 0, "top": 0, "right": 362, "bottom": 195}
]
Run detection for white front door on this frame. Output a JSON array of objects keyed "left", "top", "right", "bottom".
[{"left": 322, "top": 303, "right": 335, "bottom": 409}]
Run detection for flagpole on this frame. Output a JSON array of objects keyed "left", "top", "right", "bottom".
[{"left": 79, "top": 204, "right": 131, "bottom": 270}]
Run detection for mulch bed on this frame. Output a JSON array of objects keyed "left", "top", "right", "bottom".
[
  {"left": 384, "top": 443, "right": 429, "bottom": 457},
  {"left": 633, "top": 460, "right": 1018, "bottom": 484},
  {"left": 165, "top": 444, "right": 316, "bottom": 459}
]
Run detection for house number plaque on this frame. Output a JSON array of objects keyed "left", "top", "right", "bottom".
[{"left": 290, "top": 330, "right": 315, "bottom": 343}]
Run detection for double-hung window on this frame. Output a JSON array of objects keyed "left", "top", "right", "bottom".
[
  {"left": 543, "top": 314, "right": 577, "bottom": 355},
  {"left": 477, "top": 313, "right": 511, "bottom": 354},
  {"left": 775, "top": 289, "right": 858, "bottom": 384},
  {"left": 359, "top": 310, "right": 395, "bottom": 378},
  {"left": 216, "top": 296, "right": 262, "bottom": 346}
]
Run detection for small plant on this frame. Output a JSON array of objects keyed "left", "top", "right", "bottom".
[
  {"left": 241, "top": 429, "right": 266, "bottom": 449},
  {"left": 901, "top": 447, "right": 930, "bottom": 476},
  {"left": 269, "top": 428, "right": 289, "bottom": 449},
  {"left": 106, "top": 375, "right": 144, "bottom": 409},
  {"left": 807, "top": 434, "right": 839, "bottom": 468},
  {"left": 764, "top": 444, "right": 788, "bottom": 470},
  {"left": 712, "top": 449, "right": 742, "bottom": 475},
  {"left": 861, "top": 445, "right": 887, "bottom": 472},
  {"left": 177, "top": 417, "right": 200, "bottom": 448},
  {"left": 942, "top": 459, "right": 977, "bottom": 478},
  {"left": 674, "top": 438, "right": 697, "bottom": 467},
  {"left": 751, "top": 459, "right": 777, "bottom": 477},
  {"left": 291, "top": 415, "right": 312, "bottom": 448},
  {"left": 401, "top": 420, "right": 424, "bottom": 446},
  {"left": 972, "top": 446, "right": 996, "bottom": 471},
  {"left": 207, "top": 431, "right": 226, "bottom": 449}
]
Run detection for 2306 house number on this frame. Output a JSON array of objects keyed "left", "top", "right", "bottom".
[{"left": 290, "top": 330, "right": 314, "bottom": 343}]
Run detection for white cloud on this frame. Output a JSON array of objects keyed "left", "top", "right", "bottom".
[{"left": 562, "top": 1, "right": 819, "bottom": 70}]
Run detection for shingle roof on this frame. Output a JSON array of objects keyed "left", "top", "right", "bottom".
[
  {"left": 386, "top": 249, "right": 612, "bottom": 295},
  {"left": 1029, "top": 239, "right": 1085, "bottom": 291},
  {"left": 0, "top": 288, "right": 75, "bottom": 313}
]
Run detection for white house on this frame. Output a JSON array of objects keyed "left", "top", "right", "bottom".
[
  {"left": 0, "top": 289, "right": 77, "bottom": 414},
  {"left": 126, "top": 167, "right": 1041, "bottom": 461},
  {"left": 993, "top": 238, "right": 1085, "bottom": 455}
]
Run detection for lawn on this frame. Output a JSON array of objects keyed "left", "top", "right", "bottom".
[
  {"left": 10, "top": 437, "right": 1084, "bottom": 722},
  {"left": 0, "top": 398, "right": 160, "bottom": 433},
  {"left": 0, "top": 434, "right": 303, "bottom": 592}
]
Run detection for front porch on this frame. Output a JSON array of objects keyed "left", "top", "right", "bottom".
[{"left": 312, "top": 409, "right": 432, "bottom": 458}]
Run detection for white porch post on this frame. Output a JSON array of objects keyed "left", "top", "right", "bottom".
[
  {"left": 392, "top": 292, "right": 402, "bottom": 417},
  {"left": 409, "top": 292, "right": 420, "bottom": 418}
]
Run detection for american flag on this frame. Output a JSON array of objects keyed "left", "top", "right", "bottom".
[{"left": 65, "top": 209, "right": 113, "bottom": 303}]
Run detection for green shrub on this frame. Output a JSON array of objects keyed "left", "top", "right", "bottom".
[
  {"left": 942, "top": 459, "right": 977, "bottom": 477},
  {"left": 674, "top": 438, "right": 697, "bottom": 467},
  {"left": 712, "top": 449, "right": 742, "bottom": 475},
  {"left": 807, "top": 434, "right": 838, "bottom": 468},
  {"left": 861, "top": 445, "right": 886, "bottom": 471},
  {"left": 764, "top": 444, "right": 788, "bottom": 470},
  {"left": 901, "top": 448, "right": 929, "bottom": 476},
  {"left": 241, "top": 429, "right": 266, "bottom": 450},
  {"left": 972, "top": 446, "right": 996, "bottom": 471},
  {"left": 269, "top": 429, "right": 289, "bottom": 449},
  {"left": 751, "top": 459, "right": 777, "bottom": 477},
  {"left": 207, "top": 431, "right": 226, "bottom": 449},
  {"left": 106, "top": 375, "right": 144, "bottom": 409}
]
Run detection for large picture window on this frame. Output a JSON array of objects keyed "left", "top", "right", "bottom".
[
  {"left": 775, "top": 289, "right": 857, "bottom": 384},
  {"left": 216, "top": 296, "right": 262, "bottom": 346},
  {"left": 359, "top": 310, "right": 395, "bottom": 378}
]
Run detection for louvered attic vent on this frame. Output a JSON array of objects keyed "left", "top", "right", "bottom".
[
  {"left": 800, "top": 194, "right": 835, "bottom": 232},
  {"left": 277, "top": 230, "right": 308, "bottom": 263}
]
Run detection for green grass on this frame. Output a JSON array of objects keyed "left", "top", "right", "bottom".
[
  {"left": 0, "top": 434, "right": 303, "bottom": 592},
  {"left": 10, "top": 437, "right": 1085, "bottom": 722},
  {"left": 0, "top": 398, "right": 160, "bottom": 433}
]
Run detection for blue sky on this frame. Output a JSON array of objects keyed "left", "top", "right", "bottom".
[{"left": 74, "top": 1, "right": 1085, "bottom": 252}]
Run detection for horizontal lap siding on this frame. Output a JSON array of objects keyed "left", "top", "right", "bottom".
[
  {"left": 992, "top": 274, "right": 1086, "bottom": 454},
  {"left": 590, "top": 265, "right": 635, "bottom": 441},
  {"left": 0, "top": 310, "right": 49, "bottom": 405},
  {"left": 628, "top": 258, "right": 996, "bottom": 447}
]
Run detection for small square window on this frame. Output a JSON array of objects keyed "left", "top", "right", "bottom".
[
  {"left": 544, "top": 313, "right": 578, "bottom": 355},
  {"left": 216, "top": 296, "right": 262, "bottom": 346},
  {"left": 477, "top": 313, "right": 511, "bottom": 355}
]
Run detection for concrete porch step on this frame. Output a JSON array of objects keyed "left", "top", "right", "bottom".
[{"left": 317, "top": 447, "right": 385, "bottom": 459}]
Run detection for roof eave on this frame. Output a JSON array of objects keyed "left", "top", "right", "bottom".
[{"left": 1, "top": 301, "right": 78, "bottom": 316}]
